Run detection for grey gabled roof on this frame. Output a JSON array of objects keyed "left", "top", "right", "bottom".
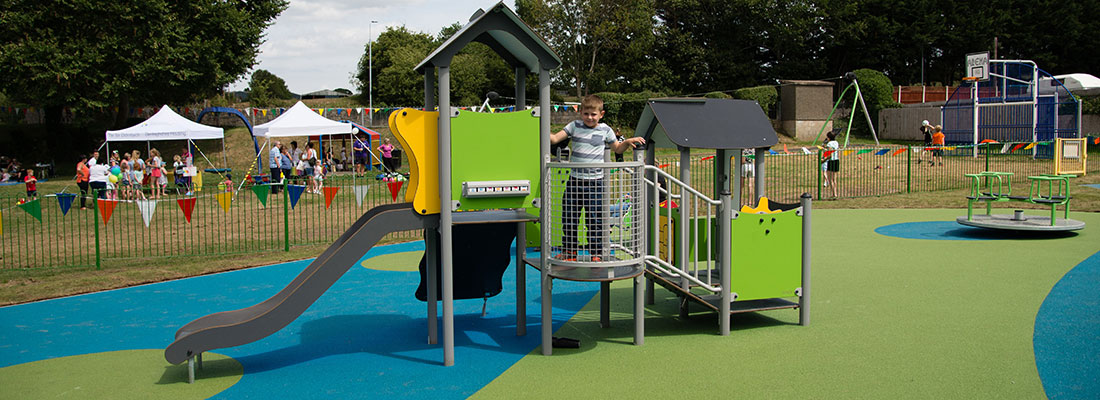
[
  {"left": 635, "top": 98, "right": 778, "bottom": 150},
  {"left": 414, "top": 2, "right": 561, "bottom": 73}
]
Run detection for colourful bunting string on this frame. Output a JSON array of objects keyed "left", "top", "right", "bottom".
[
  {"left": 18, "top": 199, "right": 42, "bottom": 222},
  {"left": 352, "top": 185, "right": 371, "bottom": 207},
  {"left": 177, "top": 197, "right": 196, "bottom": 223},
  {"left": 387, "top": 181, "right": 403, "bottom": 201},
  {"left": 252, "top": 184, "right": 271, "bottom": 207},
  {"left": 55, "top": 193, "right": 76, "bottom": 216},
  {"left": 287, "top": 185, "right": 306, "bottom": 209},
  {"left": 215, "top": 192, "right": 233, "bottom": 213},
  {"left": 136, "top": 200, "right": 157, "bottom": 227},
  {"left": 98, "top": 199, "right": 118, "bottom": 224},
  {"left": 323, "top": 187, "right": 340, "bottom": 209}
]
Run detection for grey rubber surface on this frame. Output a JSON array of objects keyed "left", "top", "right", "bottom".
[{"left": 164, "top": 202, "right": 427, "bottom": 364}]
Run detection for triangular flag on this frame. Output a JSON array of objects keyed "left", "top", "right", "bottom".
[
  {"left": 821, "top": 150, "right": 835, "bottom": 159},
  {"left": 890, "top": 148, "right": 907, "bottom": 156},
  {"left": 97, "top": 199, "right": 118, "bottom": 224},
  {"left": 1093, "top": 137, "right": 1099, "bottom": 145},
  {"left": 287, "top": 185, "right": 306, "bottom": 209},
  {"left": 136, "top": 199, "right": 157, "bottom": 227},
  {"left": 1023, "top": 142, "right": 1036, "bottom": 150},
  {"left": 857, "top": 149, "right": 874, "bottom": 154},
  {"left": 215, "top": 192, "right": 233, "bottom": 213},
  {"left": 843, "top": 150, "right": 854, "bottom": 156},
  {"left": 944, "top": 146, "right": 956, "bottom": 151},
  {"left": 387, "top": 181, "right": 403, "bottom": 201},
  {"left": 55, "top": 193, "right": 76, "bottom": 216},
  {"left": 874, "top": 149, "right": 890, "bottom": 155},
  {"left": 18, "top": 199, "right": 42, "bottom": 222},
  {"left": 317, "top": 108, "right": 324, "bottom": 115},
  {"left": 783, "top": 144, "right": 791, "bottom": 154},
  {"left": 801, "top": 147, "right": 812, "bottom": 154},
  {"left": 1000, "top": 143, "right": 1011, "bottom": 153},
  {"left": 252, "top": 184, "right": 271, "bottom": 207},
  {"left": 353, "top": 185, "right": 370, "bottom": 207},
  {"left": 1010, "top": 143, "right": 1026, "bottom": 152},
  {"left": 323, "top": 186, "right": 340, "bottom": 209},
  {"left": 177, "top": 197, "right": 196, "bottom": 223}
]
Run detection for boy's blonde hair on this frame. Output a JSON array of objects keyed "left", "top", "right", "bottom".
[{"left": 581, "top": 94, "right": 604, "bottom": 112}]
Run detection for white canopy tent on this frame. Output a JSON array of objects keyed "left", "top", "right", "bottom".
[
  {"left": 253, "top": 101, "right": 355, "bottom": 138},
  {"left": 103, "top": 104, "right": 229, "bottom": 175}
]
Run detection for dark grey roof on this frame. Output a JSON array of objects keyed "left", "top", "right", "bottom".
[
  {"left": 635, "top": 98, "right": 778, "bottom": 150},
  {"left": 414, "top": 2, "right": 561, "bottom": 73}
]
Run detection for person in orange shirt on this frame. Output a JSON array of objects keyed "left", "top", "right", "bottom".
[
  {"left": 76, "top": 155, "right": 91, "bottom": 209},
  {"left": 931, "top": 125, "right": 946, "bottom": 166}
]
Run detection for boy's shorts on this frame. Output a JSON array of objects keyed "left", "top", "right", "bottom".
[{"left": 26, "top": 190, "right": 36, "bottom": 197}]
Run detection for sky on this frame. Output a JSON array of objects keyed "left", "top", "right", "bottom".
[{"left": 228, "top": 0, "right": 516, "bottom": 96}]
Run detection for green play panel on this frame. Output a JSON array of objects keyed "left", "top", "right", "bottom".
[
  {"left": 0, "top": 349, "right": 241, "bottom": 399},
  {"left": 361, "top": 250, "right": 423, "bottom": 272}
]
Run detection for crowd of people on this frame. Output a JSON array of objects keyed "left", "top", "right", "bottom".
[{"left": 74, "top": 148, "right": 195, "bottom": 207}]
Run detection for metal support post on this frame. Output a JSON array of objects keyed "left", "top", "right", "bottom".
[
  {"left": 678, "top": 147, "right": 691, "bottom": 318},
  {"left": 437, "top": 65, "right": 455, "bottom": 366},
  {"left": 754, "top": 148, "right": 766, "bottom": 201},
  {"left": 799, "top": 193, "right": 812, "bottom": 326},
  {"left": 515, "top": 221, "right": 526, "bottom": 336},
  {"left": 426, "top": 226, "right": 438, "bottom": 344},
  {"left": 600, "top": 281, "right": 611, "bottom": 328},
  {"left": 643, "top": 147, "right": 655, "bottom": 305},
  {"left": 634, "top": 274, "right": 644, "bottom": 345},
  {"left": 539, "top": 67, "right": 553, "bottom": 356},
  {"left": 717, "top": 149, "right": 732, "bottom": 335}
]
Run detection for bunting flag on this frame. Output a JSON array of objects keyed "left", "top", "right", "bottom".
[
  {"left": 1023, "top": 142, "right": 1037, "bottom": 150},
  {"left": 55, "top": 193, "right": 76, "bottom": 216},
  {"left": 1000, "top": 143, "right": 1012, "bottom": 153},
  {"left": 177, "top": 197, "right": 196, "bottom": 223},
  {"left": 215, "top": 192, "right": 233, "bottom": 213},
  {"left": 1010, "top": 143, "right": 1027, "bottom": 152},
  {"left": 821, "top": 150, "right": 836, "bottom": 159},
  {"left": 700, "top": 155, "right": 714, "bottom": 162},
  {"left": 252, "top": 184, "right": 271, "bottom": 207},
  {"left": 979, "top": 139, "right": 999, "bottom": 144},
  {"left": 1093, "top": 137, "right": 1099, "bottom": 145},
  {"left": 316, "top": 108, "right": 324, "bottom": 116},
  {"left": 799, "top": 147, "right": 810, "bottom": 154},
  {"left": 890, "top": 148, "right": 907, "bottom": 156},
  {"left": 352, "top": 185, "right": 371, "bottom": 207},
  {"left": 136, "top": 200, "right": 157, "bottom": 227},
  {"left": 323, "top": 187, "right": 340, "bottom": 209},
  {"left": 387, "top": 181, "right": 403, "bottom": 201},
  {"left": 874, "top": 149, "right": 890, "bottom": 155},
  {"left": 18, "top": 199, "right": 42, "bottom": 222},
  {"left": 857, "top": 148, "right": 874, "bottom": 155},
  {"left": 843, "top": 150, "right": 854, "bottom": 156},
  {"left": 782, "top": 144, "right": 791, "bottom": 154},
  {"left": 944, "top": 146, "right": 956, "bottom": 151},
  {"left": 98, "top": 199, "right": 118, "bottom": 224},
  {"left": 287, "top": 185, "right": 306, "bottom": 209},
  {"left": 769, "top": 149, "right": 778, "bottom": 155}
]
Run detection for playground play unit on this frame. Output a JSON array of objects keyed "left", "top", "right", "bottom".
[
  {"left": 164, "top": 3, "right": 809, "bottom": 381},
  {"left": 942, "top": 53, "right": 1089, "bottom": 232}
]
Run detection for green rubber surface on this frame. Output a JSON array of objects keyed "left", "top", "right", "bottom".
[
  {"left": 361, "top": 250, "right": 424, "bottom": 272},
  {"left": 476, "top": 209, "right": 1100, "bottom": 399},
  {"left": 0, "top": 349, "right": 240, "bottom": 399}
]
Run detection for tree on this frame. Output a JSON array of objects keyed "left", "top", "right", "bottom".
[
  {"left": 0, "top": 0, "right": 287, "bottom": 127},
  {"left": 355, "top": 26, "right": 435, "bottom": 106},
  {"left": 248, "top": 69, "right": 293, "bottom": 106}
]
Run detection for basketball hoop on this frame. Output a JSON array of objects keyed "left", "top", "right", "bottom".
[{"left": 962, "top": 76, "right": 979, "bottom": 82}]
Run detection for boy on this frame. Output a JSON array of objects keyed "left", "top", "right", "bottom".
[
  {"left": 549, "top": 94, "right": 644, "bottom": 262},
  {"left": 931, "top": 125, "right": 946, "bottom": 166},
  {"left": 24, "top": 168, "right": 37, "bottom": 199}
]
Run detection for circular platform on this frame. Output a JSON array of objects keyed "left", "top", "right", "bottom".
[{"left": 957, "top": 214, "right": 1085, "bottom": 232}]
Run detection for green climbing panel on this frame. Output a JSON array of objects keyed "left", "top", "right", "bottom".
[
  {"left": 451, "top": 110, "right": 542, "bottom": 212},
  {"left": 730, "top": 208, "right": 802, "bottom": 301}
]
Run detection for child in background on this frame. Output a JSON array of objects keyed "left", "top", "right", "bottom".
[
  {"left": 120, "top": 162, "right": 133, "bottom": 200},
  {"left": 172, "top": 155, "right": 185, "bottom": 190},
  {"left": 149, "top": 149, "right": 165, "bottom": 199},
  {"left": 931, "top": 125, "right": 946, "bottom": 166},
  {"left": 132, "top": 162, "right": 146, "bottom": 200},
  {"left": 312, "top": 158, "right": 325, "bottom": 193},
  {"left": 24, "top": 168, "right": 37, "bottom": 199}
]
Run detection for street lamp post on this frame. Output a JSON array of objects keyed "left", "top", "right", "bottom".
[{"left": 369, "top": 20, "right": 378, "bottom": 127}]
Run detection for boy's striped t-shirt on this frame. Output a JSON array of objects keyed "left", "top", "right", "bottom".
[{"left": 564, "top": 120, "right": 615, "bottom": 179}]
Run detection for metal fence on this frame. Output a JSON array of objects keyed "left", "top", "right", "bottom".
[{"left": 0, "top": 174, "right": 415, "bottom": 270}]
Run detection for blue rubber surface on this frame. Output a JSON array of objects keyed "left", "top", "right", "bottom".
[
  {"left": 1084, "top": 184, "right": 1100, "bottom": 190},
  {"left": 1034, "top": 251, "right": 1100, "bottom": 400},
  {"left": 875, "top": 221, "right": 1078, "bottom": 241},
  {"left": 0, "top": 240, "right": 597, "bottom": 399}
]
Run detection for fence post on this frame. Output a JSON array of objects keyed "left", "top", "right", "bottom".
[
  {"left": 816, "top": 149, "right": 822, "bottom": 200},
  {"left": 93, "top": 189, "right": 101, "bottom": 270},
  {"left": 984, "top": 143, "right": 991, "bottom": 171},
  {"left": 283, "top": 180, "right": 290, "bottom": 252},
  {"left": 906, "top": 145, "right": 912, "bottom": 193}
]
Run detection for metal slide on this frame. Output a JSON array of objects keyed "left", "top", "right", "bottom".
[{"left": 165, "top": 202, "right": 428, "bottom": 366}]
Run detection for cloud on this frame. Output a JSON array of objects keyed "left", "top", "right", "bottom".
[{"left": 231, "top": 0, "right": 512, "bottom": 94}]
